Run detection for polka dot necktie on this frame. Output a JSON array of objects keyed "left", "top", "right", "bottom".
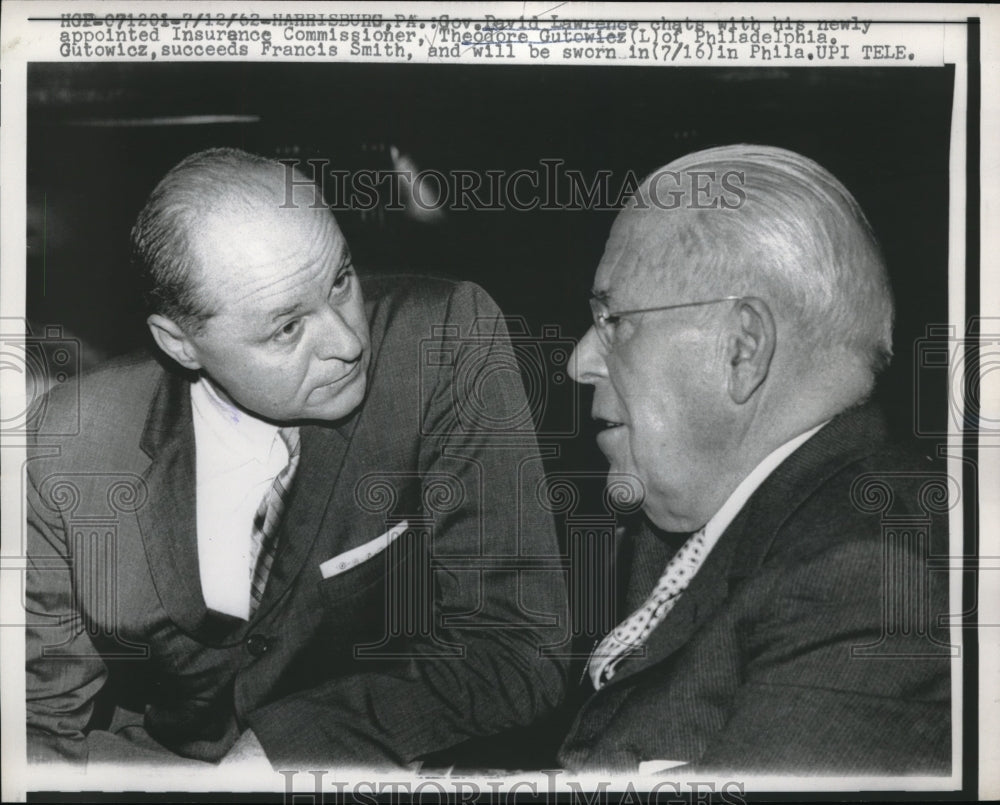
[
  {"left": 588, "top": 527, "right": 710, "bottom": 689},
  {"left": 248, "top": 427, "right": 301, "bottom": 617}
]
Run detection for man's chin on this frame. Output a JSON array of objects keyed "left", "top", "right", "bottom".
[
  {"left": 304, "top": 378, "right": 367, "bottom": 422},
  {"left": 603, "top": 472, "right": 645, "bottom": 514},
  {"left": 642, "top": 506, "right": 701, "bottom": 535}
]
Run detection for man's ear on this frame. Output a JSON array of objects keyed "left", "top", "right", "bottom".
[
  {"left": 726, "top": 297, "right": 775, "bottom": 404},
  {"left": 147, "top": 314, "right": 202, "bottom": 371}
]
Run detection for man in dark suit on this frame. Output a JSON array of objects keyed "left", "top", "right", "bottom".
[
  {"left": 25, "top": 148, "right": 567, "bottom": 769},
  {"left": 558, "top": 145, "right": 952, "bottom": 774}
]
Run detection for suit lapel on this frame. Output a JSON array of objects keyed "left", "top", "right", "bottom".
[
  {"left": 601, "top": 403, "right": 889, "bottom": 689},
  {"left": 251, "top": 414, "right": 360, "bottom": 618},
  {"left": 726, "top": 403, "right": 889, "bottom": 581},
  {"left": 134, "top": 370, "right": 364, "bottom": 640},
  {"left": 606, "top": 511, "right": 748, "bottom": 686},
  {"left": 135, "top": 368, "right": 208, "bottom": 636}
]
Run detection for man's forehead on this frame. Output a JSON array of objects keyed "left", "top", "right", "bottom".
[
  {"left": 194, "top": 201, "right": 339, "bottom": 257},
  {"left": 593, "top": 208, "right": 675, "bottom": 303},
  {"left": 190, "top": 204, "right": 345, "bottom": 317}
]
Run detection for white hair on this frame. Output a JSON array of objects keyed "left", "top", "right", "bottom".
[{"left": 629, "top": 144, "right": 894, "bottom": 375}]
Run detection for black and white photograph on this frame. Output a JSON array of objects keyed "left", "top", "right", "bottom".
[{"left": 1, "top": 2, "right": 995, "bottom": 802}]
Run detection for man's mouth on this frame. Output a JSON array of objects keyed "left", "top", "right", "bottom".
[
  {"left": 595, "top": 418, "right": 625, "bottom": 431},
  {"left": 319, "top": 361, "right": 362, "bottom": 389}
]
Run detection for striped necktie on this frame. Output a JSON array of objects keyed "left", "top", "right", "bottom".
[
  {"left": 248, "top": 427, "right": 301, "bottom": 617},
  {"left": 587, "top": 526, "right": 710, "bottom": 689}
]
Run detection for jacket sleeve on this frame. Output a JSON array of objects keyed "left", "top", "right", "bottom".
[
  {"left": 24, "top": 455, "right": 110, "bottom": 765},
  {"left": 25, "top": 452, "right": 206, "bottom": 768},
  {"left": 247, "top": 281, "right": 570, "bottom": 767}
]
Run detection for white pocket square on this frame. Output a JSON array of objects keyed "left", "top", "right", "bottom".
[
  {"left": 319, "top": 520, "right": 408, "bottom": 580},
  {"left": 638, "top": 760, "right": 689, "bottom": 774}
]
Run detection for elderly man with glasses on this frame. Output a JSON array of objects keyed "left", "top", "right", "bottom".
[{"left": 556, "top": 145, "right": 952, "bottom": 775}]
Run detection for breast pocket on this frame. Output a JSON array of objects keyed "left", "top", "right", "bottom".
[{"left": 316, "top": 525, "right": 423, "bottom": 607}]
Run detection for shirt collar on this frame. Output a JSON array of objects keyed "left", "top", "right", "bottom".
[
  {"left": 701, "top": 420, "right": 830, "bottom": 543},
  {"left": 190, "top": 376, "right": 283, "bottom": 465}
]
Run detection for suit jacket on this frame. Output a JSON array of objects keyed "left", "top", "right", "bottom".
[
  {"left": 557, "top": 404, "right": 952, "bottom": 775},
  {"left": 26, "top": 276, "right": 568, "bottom": 767}
]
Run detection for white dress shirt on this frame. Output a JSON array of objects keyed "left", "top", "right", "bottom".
[{"left": 190, "top": 378, "right": 292, "bottom": 620}]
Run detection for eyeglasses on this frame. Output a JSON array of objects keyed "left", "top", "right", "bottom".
[{"left": 588, "top": 295, "right": 743, "bottom": 349}]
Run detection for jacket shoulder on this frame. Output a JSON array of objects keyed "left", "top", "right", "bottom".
[
  {"left": 743, "top": 406, "right": 940, "bottom": 556},
  {"left": 786, "top": 440, "right": 943, "bottom": 547},
  {"left": 362, "top": 274, "right": 504, "bottom": 343},
  {"left": 749, "top": 429, "right": 949, "bottom": 612},
  {"left": 32, "top": 354, "right": 165, "bottom": 450}
]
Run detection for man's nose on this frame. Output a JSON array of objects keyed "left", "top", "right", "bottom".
[
  {"left": 568, "top": 326, "right": 608, "bottom": 385},
  {"left": 315, "top": 306, "right": 364, "bottom": 363}
]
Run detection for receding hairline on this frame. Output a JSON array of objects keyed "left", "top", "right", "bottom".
[
  {"left": 132, "top": 148, "right": 335, "bottom": 330},
  {"left": 167, "top": 157, "right": 301, "bottom": 217}
]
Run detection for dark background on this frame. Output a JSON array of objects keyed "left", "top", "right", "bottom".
[{"left": 27, "top": 62, "right": 955, "bottom": 475}]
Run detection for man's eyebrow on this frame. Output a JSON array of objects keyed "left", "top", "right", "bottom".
[
  {"left": 268, "top": 301, "right": 305, "bottom": 323},
  {"left": 262, "top": 245, "right": 352, "bottom": 325}
]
